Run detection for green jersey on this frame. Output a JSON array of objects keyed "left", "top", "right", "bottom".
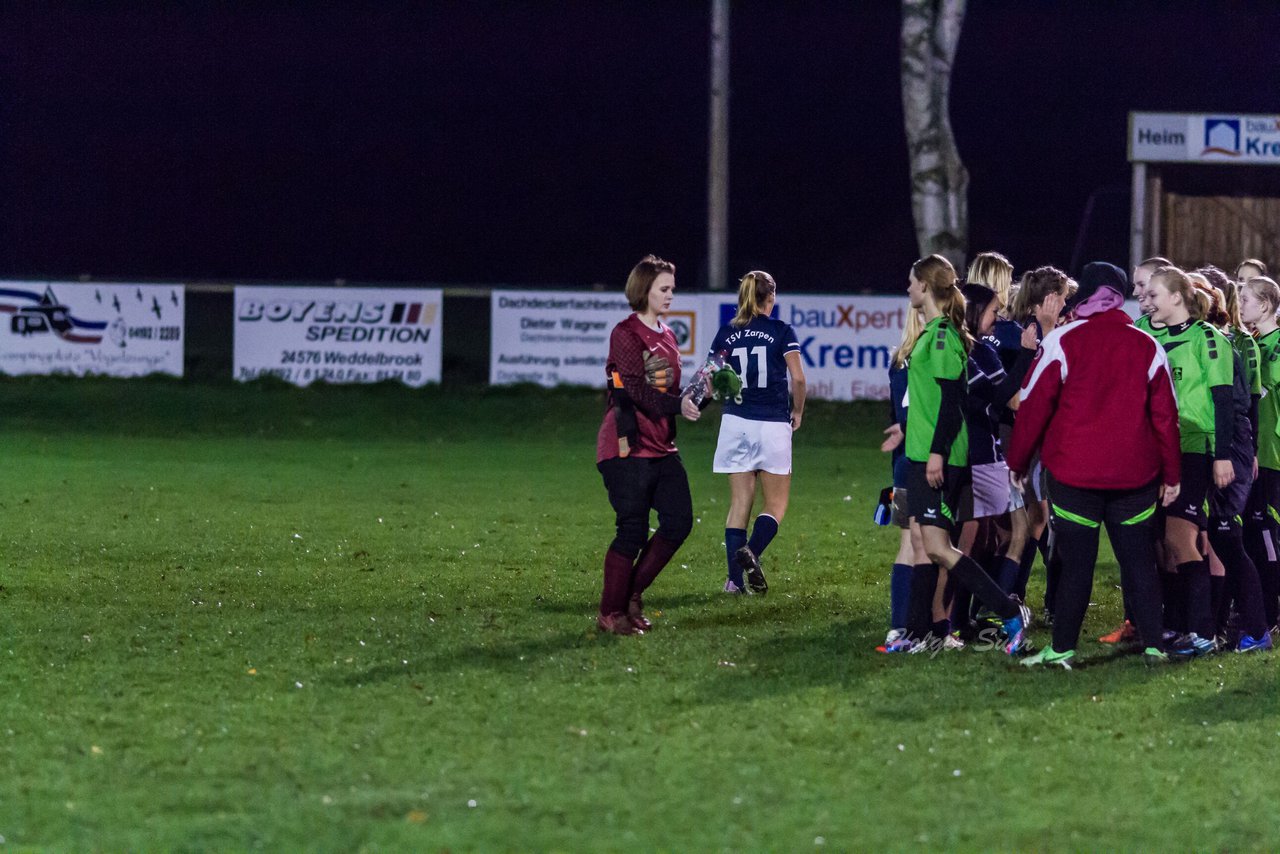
[
  {"left": 1257, "top": 328, "right": 1280, "bottom": 471},
  {"left": 1162, "top": 319, "right": 1233, "bottom": 454},
  {"left": 905, "top": 315, "right": 968, "bottom": 466}
]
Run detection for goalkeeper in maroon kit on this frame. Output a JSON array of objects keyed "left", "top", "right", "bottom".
[{"left": 595, "top": 255, "right": 702, "bottom": 635}]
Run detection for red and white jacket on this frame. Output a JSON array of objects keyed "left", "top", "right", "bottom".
[{"left": 1007, "top": 307, "right": 1181, "bottom": 491}]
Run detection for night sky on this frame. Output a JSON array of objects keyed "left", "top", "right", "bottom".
[{"left": 5, "top": 1, "right": 1280, "bottom": 292}]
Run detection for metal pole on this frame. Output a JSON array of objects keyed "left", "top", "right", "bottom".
[
  {"left": 707, "top": 0, "right": 730, "bottom": 290},
  {"left": 1129, "top": 162, "right": 1147, "bottom": 271}
]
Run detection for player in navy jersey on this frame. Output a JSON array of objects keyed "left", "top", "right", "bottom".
[
  {"left": 709, "top": 271, "right": 806, "bottom": 594},
  {"left": 948, "top": 283, "right": 1038, "bottom": 637},
  {"left": 596, "top": 255, "right": 702, "bottom": 635},
  {"left": 967, "top": 252, "right": 1023, "bottom": 373}
]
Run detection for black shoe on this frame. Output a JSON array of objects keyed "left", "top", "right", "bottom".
[{"left": 735, "top": 546, "right": 767, "bottom": 594}]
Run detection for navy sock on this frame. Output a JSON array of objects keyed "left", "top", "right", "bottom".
[
  {"left": 890, "top": 563, "right": 912, "bottom": 629},
  {"left": 747, "top": 514, "right": 780, "bottom": 558},
  {"left": 725, "top": 528, "right": 747, "bottom": 586},
  {"left": 995, "top": 555, "right": 1020, "bottom": 594}
]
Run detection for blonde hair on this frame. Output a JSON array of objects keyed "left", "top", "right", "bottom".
[
  {"left": 893, "top": 307, "right": 925, "bottom": 368},
  {"left": 731, "top": 270, "right": 778, "bottom": 328},
  {"left": 967, "top": 251, "right": 1014, "bottom": 309},
  {"left": 911, "top": 254, "right": 973, "bottom": 353},
  {"left": 624, "top": 255, "right": 676, "bottom": 312},
  {"left": 1151, "top": 266, "right": 1203, "bottom": 321}
]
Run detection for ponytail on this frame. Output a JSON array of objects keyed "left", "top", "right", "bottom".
[
  {"left": 732, "top": 270, "right": 778, "bottom": 328},
  {"left": 911, "top": 253, "right": 974, "bottom": 353}
]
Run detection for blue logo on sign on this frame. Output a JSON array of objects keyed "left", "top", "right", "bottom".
[
  {"left": 718, "top": 302, "right": 779, "bottom": 327},
  {"left": 1203, "top": 118, "right": 1241, "bottom": 156}
]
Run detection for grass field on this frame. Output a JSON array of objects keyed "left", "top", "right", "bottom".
[{"left": 0, "top": 377, "right": 1276, "bottom": 851}]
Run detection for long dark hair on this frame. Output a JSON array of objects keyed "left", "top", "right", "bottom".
[{"left": 961, "top": 283, "right": 997, "bottom": 339}]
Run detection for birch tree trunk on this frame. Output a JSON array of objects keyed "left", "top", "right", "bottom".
[{"left": 901, "top": 0, "right": 968, "bottom": 268}]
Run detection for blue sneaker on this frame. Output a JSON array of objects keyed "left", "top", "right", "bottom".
[
  {"left": 1169, "top": 633, "right": 1217, "bottom": 657},
  {"left": 1002, "top": 599, "right": 1032, "bottom": 656},
  {"left": 1235, "top": 633, "right": 1273, "bottom": 653}
]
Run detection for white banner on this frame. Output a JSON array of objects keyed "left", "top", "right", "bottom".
[
  {"left": 1130, "top": 112, "right": 1280, "bottom": 165},
  {"left": 490, "top": 289, "right": 907, "bottom": 400},
  {"left": 0, "top": 281, "right": 184, "bottom": 377},
  {"left": 490, "top": 290, "right": 704, "bottom": 386},
  {"left": 233, "top": 286, "right": 442, "bottom": 387},
  {"left": 698, "top": 293, "right": 906, "bottom": 401}
]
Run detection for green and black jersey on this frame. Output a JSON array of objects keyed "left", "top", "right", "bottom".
[
  {"left": 1257, "top": 328, "right": 1280, "bottom": 471},
  {"left": 1162, "top": 319, "right": 1233, "bottom": 454},
  {"left": 905, "top": 316, "right": 968, "bottom": 466},
  {"left": 1229, "top": 326, "right": 1262, "bottom": 397},
  {"left": 1135, "top": 313, "right": 1155, "bottom": 335}
]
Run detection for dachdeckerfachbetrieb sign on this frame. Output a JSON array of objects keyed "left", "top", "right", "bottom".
[
  {"left": 0, "top": 281, "right": 185, "bottom": 377},
  {"left": 233, "top": 286, "right": 442, "bottom": 386},
  {"left": 490, "top": 289, "right": 703, "bottom": 386}
]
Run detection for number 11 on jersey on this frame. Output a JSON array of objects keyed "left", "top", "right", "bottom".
[{"left": 731, "top": 346, "right": 767, "bottom": 388}]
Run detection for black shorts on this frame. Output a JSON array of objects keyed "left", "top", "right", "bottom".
[
  {"left": 1209, "top": 450, "right": 1254, "bottom": 523},
  {"left": 1165, "top": 451, "right": 1211, "bottom": 530},
  {"left": 906, "top": 460, "right": 970, "bottom": 531}
]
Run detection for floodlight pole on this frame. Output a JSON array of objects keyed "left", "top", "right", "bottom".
[{"left": 707, "top": 0, "right": 730, "bottom": 291}]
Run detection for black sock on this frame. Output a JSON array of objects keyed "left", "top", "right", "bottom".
[
  {"left": 906, "top": 563, "right": 939, "bottom": 642},
  {"left": 1181, "top": 559, "right": 1213, "bottom": 638},
  {"left": 947, "top": 554, "right": 1018, "bottom": 620},
  {"left": 1209, "top": 574, "right": 1226, "bottom": 636},
  {"left": 1161, "top": 570, "right": 1185, "bottom": 633}
]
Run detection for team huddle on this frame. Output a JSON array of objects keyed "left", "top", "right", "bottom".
[{"left": 592, "top": 251, "right": 1280, "bottom": 668}]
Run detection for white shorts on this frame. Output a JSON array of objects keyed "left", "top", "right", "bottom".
[
  {"left": 713, "top": 413, "right": 793, "bottom": 475},
  {"left": 961, "top": 461, "right": 1024, "bottom": 520}
]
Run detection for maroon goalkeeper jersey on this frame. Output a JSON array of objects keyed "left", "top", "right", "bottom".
[{"left": 596, "top": 314, "right": 685, "bottom": 463}]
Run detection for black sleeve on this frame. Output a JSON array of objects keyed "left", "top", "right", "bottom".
[
  {"left": 990, "top": 347, "right": 1036, "bottom": 408},
  {"left": 930, "top": 377, "right": 965, "bottom": 457},
  {"left": 1251, "top": 394, "right": 1261, "bottom": 456},
  {"left": 1211, "top": 385, "right": 1235, "bottom": 461}
]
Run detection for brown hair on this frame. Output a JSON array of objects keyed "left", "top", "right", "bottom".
[
  {"left": 966, "top": 251, "right": 1014, "bottom": 309},
  {"left": 624, "top": 254, "right": 676, "bottom": 312},
  {"left": 1138, "top": 256, "right": 1174, "bottom": 272},
  {"left": 1237, "top": 258, "right": 1268, "bottom": 279},
  {"left": 1151, "top": 266, "right": 1202, "bottom": 321},
  {"left": 731, "top": 270, "right": 778, "bottom": 328},
  {"left": 1244, "top": 276, "right": 1280, "bottom": 316},
  {"left": 1188, "top": 273, "right": 1228, "bottom": 327},
  {"left": 1009, "top": 266, "right": 1070, "bottom": 324},
  {"left": 911, "top": 254, "right": 973, "bottom": 353},
  {"left": 1197, "top": 266, "right": 1240, "bottom": 327}
]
